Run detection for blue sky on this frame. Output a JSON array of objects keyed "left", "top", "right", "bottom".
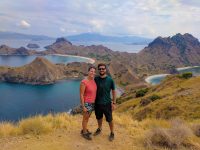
[{"left": 0, "top": 0, "right": 200, "bottom": 38}]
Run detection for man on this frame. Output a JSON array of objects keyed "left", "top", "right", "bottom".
[{"left": 94, "top": 63, "right": 116, "bottom": 141}]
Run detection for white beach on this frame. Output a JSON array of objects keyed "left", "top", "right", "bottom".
[{"left": 50, "top": 54, "right": 95, "bottom": 64}]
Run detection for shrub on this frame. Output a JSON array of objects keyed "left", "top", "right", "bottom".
[
  {"left": 192, "top": 124, "right": 200, "bottom": 137},
  {"left": 178, "top": 72, "right": 193, "bottom": 79},
  {"left": 136, "top": 88, "right": 149, "bottom": 97},
  {"left": 0, "top": 123, "right": 19, "bottom": 137},
  {"left": 140, "top": 94, "right": 161, "bottom": 107},
  {"left": 19, "top": 116, "right": 52, "bottom": 135},
  {"left": 149, "top": 94, "right": 161, "bottom": 101},
  {"left": 145, "top": 119, "right": 193, "bottom": 149}
]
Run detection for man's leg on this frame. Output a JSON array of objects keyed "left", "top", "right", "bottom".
[
  {"left": 94, "top": 104, "right": 103, "bottom": 136},
  {"left": 105, "top": 103, "right": 114, "bottom": 141},
  {"left": 108, "top": 120, "right": 114, "bottom": 133},
  {"left": 97, "top": 118, "right": 103, "bottom": 129}
]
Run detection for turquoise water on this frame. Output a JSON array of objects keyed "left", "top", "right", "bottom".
[
  {"left": 0, "top": 80, "right": 81, "bottom": 121},
  {"left": 146, "top": 67, "right": 200, "bottom": 85},
  {"left": 0, "top": 55, "right": 91, "bottom": 67},
  {"left": 0, "top": 54, "right": 91, "bottom": 121}
]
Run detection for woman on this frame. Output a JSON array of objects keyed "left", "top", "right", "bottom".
[{"left": 80, "top": 66, "right": 97, "bottom": 140}]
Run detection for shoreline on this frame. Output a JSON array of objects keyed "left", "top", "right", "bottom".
[
  {"left": 176, "top": 66, "right": 200, "bottom": 71},
  {"left": 50, "top": 54, "right": 95, "bottom": 64},
  {"left": 0, "top": 53, "right": 96, "bottom": 64},
  {"left": 145, "top": 74, "right": 170, "bottom": 84}
]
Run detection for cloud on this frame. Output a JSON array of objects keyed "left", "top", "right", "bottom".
[
  {"left": 60, "top": 27, "right": 66, "bottom": 33},
  {"left": 17, "top": 20, "right": 31, "bottom": 29},
  {"left": 89, "top": 19, "right": 105, "bottom": 32},
  {"left": 0, "top": 0, "right": 200, "bottom": 38}
]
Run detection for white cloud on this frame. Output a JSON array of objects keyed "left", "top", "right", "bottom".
[
  {"left": 89, "top": 19, "right": 105, "bottom": 32},
  {"left": 60, "top": 27, "right": 66, "bottom": 33},
  {"left": 17, "top": 20, "right": 31, "bottom": 29},
  {"left": 0, "top": 0, "right": 200, "bottom": 38}
]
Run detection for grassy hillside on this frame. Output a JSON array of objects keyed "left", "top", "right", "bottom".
[
  {"left": 0, "top": 113, "right": 199, "bottom": 150},
  {"left": 117, "top": 75, "right": 200, "bottom": 121}
]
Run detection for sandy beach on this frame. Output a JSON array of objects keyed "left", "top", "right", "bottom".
[
  {"left": 145, "top": 74, "right": 170, "bottom": 83},
  {"left": 50, "top": 54, "right": 95, "bottom": 64}
]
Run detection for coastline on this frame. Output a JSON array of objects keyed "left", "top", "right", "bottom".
[
  {"left": 145, "top": 74, "right": 170, "bottom": 84},
  {"left": 176, "top": 66, "right": 200, "bottom": 71},
  {"left": 50, "top": 54, "right": 95, "bottom": 64}
]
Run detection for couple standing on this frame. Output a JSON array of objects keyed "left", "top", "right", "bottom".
[{"left": 80, "top": 63, "right": 116, "bottom": 141}]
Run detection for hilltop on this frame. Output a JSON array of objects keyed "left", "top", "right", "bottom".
[
  {"left": 137, "top": 33, "right": 200, "bottom": 74},
  {"left": 0, "top": 57, "right": 90, "bottom": 84}
]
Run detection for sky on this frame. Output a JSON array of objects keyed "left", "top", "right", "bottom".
[{"left": 0, "top": 0, "right": 200, "bottom": 38}]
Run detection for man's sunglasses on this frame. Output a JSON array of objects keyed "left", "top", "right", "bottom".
[{"left": 98, "top": 68, "right": 106, "bottom": 70}]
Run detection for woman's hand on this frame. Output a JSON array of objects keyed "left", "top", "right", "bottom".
[{"left": 83, "top": 106, "right": 88, "bottom": 112}]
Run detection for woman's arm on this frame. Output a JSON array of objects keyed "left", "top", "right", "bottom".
[{"left": 80, "top": 82, "right": 87, "bottom": 112}]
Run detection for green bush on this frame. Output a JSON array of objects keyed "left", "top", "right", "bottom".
[
  {"left": 136, "top": 88, "right": 149, "bottom": 97},
  {"left": 149, "top": 94, "right": 161, "bottom": 101},
  {"left": 140, "top": 94, "right": 161, "bottom": 106},
  {"left": 178, "top": 72, "right": 193, "bottom": 79}
]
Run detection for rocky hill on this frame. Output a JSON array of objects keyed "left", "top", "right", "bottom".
[
  {"left": 137, "top": 33, "right": 200, "bottom": 74},
  {"left": 117, "top": 75, "right": 200, "bottom": 121},
  {"left": 0, "top": 57, "right": 90, "bottom": 84},
  {"left": 1, "top": 33, "right": 200, "bottom": 88},
  {"left": 0, "top": 45, "right": 37, "bottom": 55},
  {"left": 41, "top": 37, "right": 114, "bottom": 61}
]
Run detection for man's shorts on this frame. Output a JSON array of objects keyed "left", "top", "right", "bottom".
[
  {"left": 84, "top": 102, "right": 95, "bottom": 114},
  {"left": 95, "top": 103, "right": 113, "bottom": 122}
]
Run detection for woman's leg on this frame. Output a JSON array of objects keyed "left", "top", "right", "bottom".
[{"left": 82, "top": 112, "right": 90, "bottom": 133}]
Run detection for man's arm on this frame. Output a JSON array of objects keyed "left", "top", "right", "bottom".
[{"left": 112, "top": 90, "right": 116, "bottom": 104}]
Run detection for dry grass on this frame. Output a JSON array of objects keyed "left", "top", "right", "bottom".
[
  {"left": 117, "top": 76, "right": 200, "bottom": 120},
  {"left": 0, "top": 112, "right": 200, "bottom": 150},
  {"left": 192, "top": 124, "right": 200, "bottom": 137},
  {"left": 0, "top": 113, "right": 78, "bottom": 137},
  {"left": 145, "top": 119, "right": 200, "bottom": 150}
]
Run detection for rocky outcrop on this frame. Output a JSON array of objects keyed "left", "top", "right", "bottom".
[
  {"left": 137, "top": 33, "right": 200, "bottom": 75},
  {"left": 0, "top": 57, "right": 90, "bottom": 84},
  {"left": 0, "top": 45, "right": 37, "bottom": 55}
]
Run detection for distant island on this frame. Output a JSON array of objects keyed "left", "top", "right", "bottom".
[
  {"left": 0, "top": 57, "right": 89, "bottom": 85},
  {"left": 0, "top": 33, "right": 200, "bottom": 88},
  {"left": 27, "top": 43, "right": 40, "bottom": 49},
  {"left": 0, "top": 31, "right": 152, "bottom": 44}
]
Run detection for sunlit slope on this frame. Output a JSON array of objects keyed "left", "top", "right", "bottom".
[{"left": 117, "top": 75, "right": 200, "bottom": 120}]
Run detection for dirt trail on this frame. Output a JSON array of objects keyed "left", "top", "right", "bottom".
[{"left": 0, "top": 114, "right": 138, "bottom": 150}]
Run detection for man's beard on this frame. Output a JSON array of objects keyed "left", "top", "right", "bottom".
[{"left": 99, "top": 72, "right": 106, "bottom": 76}]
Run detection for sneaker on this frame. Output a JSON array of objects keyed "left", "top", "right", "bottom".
[
  {"left": 82, "top": 132, "right": 92, "bottom": 140},
  {"left": 81, "top": 129, "right": 92, "bottom": 135},
  {"left": 109, "top": 132, "right": 114, "bottom": 141},
  {"left": 93, "top": 128, "right": 102, "bottom": 136}
]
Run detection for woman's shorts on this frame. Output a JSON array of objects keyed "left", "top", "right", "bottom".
[{"left": 84, "top": 102, "right": 95, "bottom": 113}]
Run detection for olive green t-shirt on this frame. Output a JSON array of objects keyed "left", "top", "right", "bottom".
[{"left": 95, "top": 76, "right": 115, "bottom": 104}]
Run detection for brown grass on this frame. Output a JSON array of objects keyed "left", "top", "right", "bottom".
[
  {"left": 145, "top": 119, "right": 200, "bottom": 149},
  {"left": 0, "top": 113, "right": 78, "bottom": 137}
]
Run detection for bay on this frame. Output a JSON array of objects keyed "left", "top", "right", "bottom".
[{"left": 0, "top": 80, "right": 80, "bottom": 121}]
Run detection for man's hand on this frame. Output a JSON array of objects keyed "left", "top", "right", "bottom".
[{"left": 111, "top": 103, "right": 116, "bottom": 111}]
